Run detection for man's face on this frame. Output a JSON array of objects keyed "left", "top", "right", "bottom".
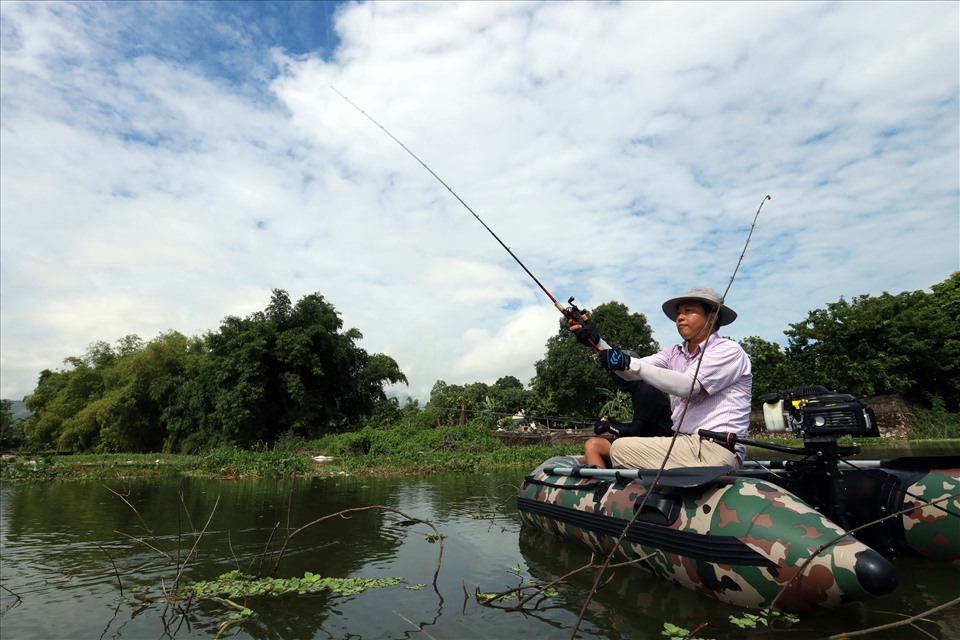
[{"left": 675, "top": 301, "right": 715, "bottom": 342}]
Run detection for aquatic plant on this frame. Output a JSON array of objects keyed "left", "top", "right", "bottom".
[
  {"left": 195, "top": 445, "right": 313, "bottom": 478},
  {"left": 661, "top": 622, "right": 709, "bottom": 640},
  {"left": 191, "top": 570, "right": 402, "bottom": 599},
  {"left": 728, "top": 611, "right": 799, "bottom": 629}
]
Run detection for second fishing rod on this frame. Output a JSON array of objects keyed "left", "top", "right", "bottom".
[{"left": 331, "top": 86, "right": 598, "bottom": 350}]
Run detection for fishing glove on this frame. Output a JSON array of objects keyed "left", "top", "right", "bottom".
[
  {"left": 571, "top": 320, "right": 601, "bottom": 347},
  {"left": 594, "top": 419, "right": 625, "bottom": 437},
  {"left": 593, "top": 418, "right": 611, "bottom": 436},
  {"left": 598, "top": 348, "right": 630, "bottom": 371}
]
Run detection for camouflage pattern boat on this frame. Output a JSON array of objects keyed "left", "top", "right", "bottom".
[{"left": 516, "top": 386, "right": 960, "bottom": 611}]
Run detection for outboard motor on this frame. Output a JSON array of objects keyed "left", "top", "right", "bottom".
[{"left": 762, "top": 385, "right": 879, "bottom": 438}]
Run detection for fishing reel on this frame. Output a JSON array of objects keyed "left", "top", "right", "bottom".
[
  {"left": 565, "top": 297, "right": 590, "bottom": 324},
  {"left": 763, "top": 385, "right": 879, "bottom": 439}
]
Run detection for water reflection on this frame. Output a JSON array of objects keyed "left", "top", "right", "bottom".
[
  {"left": 1, "top": 476, "right": 412, "bottom": 639},
  {"left": 1, "top": 470, "right": 958, "bottom": 640},
  {"left": 515, "top": 503, "right": 960, "bottom": 640}
]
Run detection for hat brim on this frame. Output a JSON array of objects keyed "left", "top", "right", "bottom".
[{"left": 661, "top": 295, "right": 737, "bottom": 327}]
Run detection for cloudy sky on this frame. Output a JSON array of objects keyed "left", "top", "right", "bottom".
[{"left": 1, "top": 1, "right": 957, "bottom": 403}]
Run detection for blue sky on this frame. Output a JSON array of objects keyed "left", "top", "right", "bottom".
[{"left": 1, "top": 1, "right": 958, "bottom": 403}]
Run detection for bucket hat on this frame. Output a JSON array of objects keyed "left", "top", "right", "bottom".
[{"left": 661, "top": 285, "right": 737, "bottom": 326}]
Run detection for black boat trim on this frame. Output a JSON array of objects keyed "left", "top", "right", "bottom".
[
  {"left": 522, "top": 476, "right": 608, "bottom": 492},
  {"left": 517, "top": 497, "right": 776, "bottom": 568}
]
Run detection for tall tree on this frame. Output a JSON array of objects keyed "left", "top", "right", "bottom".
[
  {"left": 489, "top": 375, "right": 533, "bottom": 415},
  {"left": 531, "top": 301, "right": 659, "bottom": 420},
  {"left": 96, "top": 331, "right": 200, "bottom": 452},
  {"left": 23, "top": 347, "right": 110, "bottom": 451},
  {"left": 738, "top": 336, "right": 804, "bottom": 407},
  {"left": 0, "top": 399, "right": 21, "bottom": 449},
  {"left": 784, "top": 273, "right": 959, "bottom": 409},
  {"left": 23, "top": 290, "right": 407, "bottom": 453},
  {"left": 425, "top": 380, "right": 467, "bottom": 425},
  {"left": 180, "top": 289, "right": 407, "bottom": 448}
]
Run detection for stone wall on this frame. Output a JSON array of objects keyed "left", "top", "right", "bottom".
[{"left": 749, "top": 394, "right": 915, "bottom": 440}]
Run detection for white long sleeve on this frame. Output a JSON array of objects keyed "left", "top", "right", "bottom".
[{"left": 615, "top": 357, "right": 703, "bottom": 397}]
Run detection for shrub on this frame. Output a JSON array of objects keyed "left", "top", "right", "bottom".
[
  {"left": 197, "top": 446, "right": 312, "bottom": 477},
  {"left": 911, "top": 395, "right": 960, "bottom": 439}
]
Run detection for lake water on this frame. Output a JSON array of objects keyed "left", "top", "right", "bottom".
[{"left": 1, "top": 467, "right": 959, "bottom": 639}]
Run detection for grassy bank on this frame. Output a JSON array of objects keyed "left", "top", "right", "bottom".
[
  {"left": 2, "top": 424, "right": 957, "bottom": 483},
  {"left": 0, "top": 424, "right": 584, "bottom": 483}
]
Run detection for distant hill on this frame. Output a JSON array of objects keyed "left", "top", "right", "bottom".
[{"left": 4, "top": 400, "right": 31, "bottom": 421}]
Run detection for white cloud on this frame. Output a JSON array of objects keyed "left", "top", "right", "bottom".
[{"left": 1, "top": 1, "right": 957, "bottom": 403}]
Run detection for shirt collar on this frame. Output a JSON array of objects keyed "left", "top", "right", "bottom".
[{"left": 680, "top": 331, "right": 720, "bottom": 358}]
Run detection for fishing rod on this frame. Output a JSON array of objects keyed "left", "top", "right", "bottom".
[{"left": 330, "top": 86, "right": 597, "bottom": 348}]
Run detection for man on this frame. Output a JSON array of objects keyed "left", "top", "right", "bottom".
[{"left": 572, "top": 285, "right": 752, "bottom": 470}]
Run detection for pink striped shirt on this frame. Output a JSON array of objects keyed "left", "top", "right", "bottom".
[{"left": 641, "top": 332, "right": 752, "bottom": 459}]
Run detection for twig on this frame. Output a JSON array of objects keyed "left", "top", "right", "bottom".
[
  {"left": 477, "top": 554, "right": 650, "bottom": 611},
  {"left": 285, "top": 475, "right": 297, "bottom": 537},
  {"left": 164, "top": 495, "right": 220, "bottom": 596},
  {"left": 394, "top": 610, "right": 438, "bottom": 640},
  {"left": 95, "top": 542, "right": 123, "bottom": 597},
  {"left": 105, "top": 485, "right": 173, "bottom": 562},
  {"left": 253, "top": 522, "right": 280, "bottom": 577},
  {"left": 227, "top": 530, "right": 239, "bottom": 571},
  {"left": 112, "top": 531, "right": 172, "bottom": 560},
  {"left": 1, "top": 584, "right": 23, "bottom": 612},
  {"left": 828, "top": 595, "right": 960, "bottom": 639},
  {"left": 272, "top": 505, "right": 445, "bottom": 589}
]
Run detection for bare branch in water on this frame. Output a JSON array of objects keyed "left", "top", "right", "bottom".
[
  {"left": 394, "top": 610, "right": 439, "bottom": 640},
  {"left": 1, "top": 584, "right": 24, "bottom": 613},
  {"left": 273, "top": 505, "right": 445, "bottom": 590},
  {"left": 829, "top": 595, "right": 960, "bottom": 639},
  {"left": 105, "top": 485, "right": 174, "bottom": 562},
  {"left": 95, "top": 542, "right": 123, "bottom": 597}
]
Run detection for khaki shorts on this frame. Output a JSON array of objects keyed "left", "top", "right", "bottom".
[{"left": 609, "top": 434, "right": 738, "bottom": 470}]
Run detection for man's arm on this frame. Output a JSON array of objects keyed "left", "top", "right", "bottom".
[{"left": 618, "top": 360, "right": 704, "bottom": 397}]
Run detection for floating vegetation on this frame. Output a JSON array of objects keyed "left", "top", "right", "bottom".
[
  {"left": 190, "top": 570, "right": 403, "bottom": 599},
  {"left": 728, "top": 611, "right": 799, "bottom": 629},
  {"left": 423, "top": 532, "right": 447, "bottom": 543}
]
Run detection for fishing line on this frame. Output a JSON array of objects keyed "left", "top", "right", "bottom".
[{"left": 330, "top": 86, "right": 595, "bottom": 344}]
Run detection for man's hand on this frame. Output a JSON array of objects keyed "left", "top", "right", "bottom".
[
  {"left": 593, "top": 417, "right": 611, "bottom": 436},
  {"left": 598, "top": 348, "right": 630, "bottom": 371},
  {"left": 568, "top": 317, "right": 600, "bottom": 347}
]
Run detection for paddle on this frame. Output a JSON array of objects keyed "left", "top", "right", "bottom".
[{"left": 541, "top": 464, "right": 735, "bottom": 488}]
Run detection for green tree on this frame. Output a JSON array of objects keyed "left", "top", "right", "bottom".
[
  {"left": 738, "top": 336, "right": 804, "bottom": 407},
  {"left": 784, "top": 274, "right": 959, "bottom": 409},
  {"left": 22, "top": 290, "right": 407, "bottom": 453},
  {"left": 95, "top": 331, "right": 201, "bottom": 452},
  {"left": 0, "top": 399, "right": 24, "bottom": 449},
  {"left": 22, "top": 334, "right": 198, "bottom": 452},
  {"left": 23, "top": 349, "right": 109, "bottom": 452},
  {"left": 931, "top": 271, "right": 960, "bottom": 320},
  {"left": 420, "top": 376, "right": 534, "bottom": 428},
  {"left": 489, "top": 375, "right": 533, "bottom": 415},
  {"left": 425, "top": 380, "right": 466, "bottom": 425},
  {"left": 530, "top": 301, "right": 659, "bottom": 420},
  {"left": 173, "top": 289, "right": 407, "bottom": 448}
]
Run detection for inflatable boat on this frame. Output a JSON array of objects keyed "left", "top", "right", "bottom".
[{"left": 516, "top": 387, "right": 960, "bottom": 611}]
